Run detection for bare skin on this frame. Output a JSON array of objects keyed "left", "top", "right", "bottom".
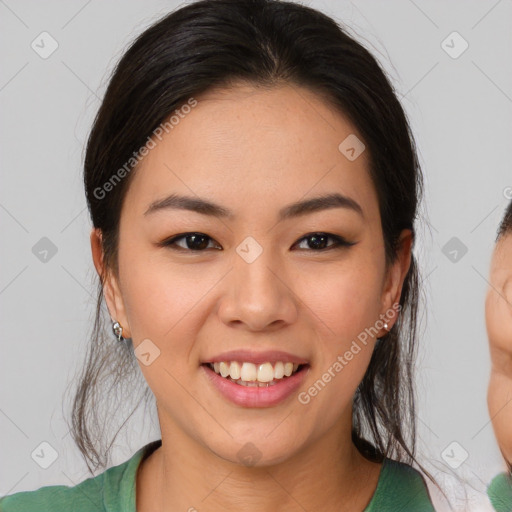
[
  {"left": 91, "top": 82, "right": 412, "bottom": 511},
  {"left": 486, "top": 232, "right": 512, "bottom": 469}
]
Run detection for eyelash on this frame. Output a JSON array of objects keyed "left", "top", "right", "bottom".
[{"left": 159, "top": 232, "right": 356, "bottom": 253}]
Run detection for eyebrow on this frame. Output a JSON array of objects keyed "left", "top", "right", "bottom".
[{"left": 144, "top": 192, "right": 364, "bottom": 220}]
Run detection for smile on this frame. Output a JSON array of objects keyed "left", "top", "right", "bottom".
[
  {"left": 207, "top": 361, "right": 304, "bottom": 387},
  {"left": 201, "top": 359, "right": 310, "bottom": 407}
]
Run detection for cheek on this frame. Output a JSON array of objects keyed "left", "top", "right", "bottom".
[
  {"left": 295, "top": 259, "right": 383, "bottom": 342},
  {"left": 119, "top": 254, "right": 219, "bottom": 346},
  {"left": 118, "top": 256, "right": 222, "bottom": 409},
  {"left": 486, "top": 287, "right": 512, "bottom": 353},
  {"left": 296, "top": 268, "right": 380, "bottom": 428}
]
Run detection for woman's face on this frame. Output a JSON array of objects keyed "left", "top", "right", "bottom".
[
  {"left": 93, "top": 83, "right": 411, "bottom": 466},
  {"left": 486, "top": 232, "right": 512, "bottom": 465}
]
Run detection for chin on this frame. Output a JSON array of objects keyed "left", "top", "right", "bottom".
[{"left": 209, "top": 435, "right": 303, "bottom": 468}]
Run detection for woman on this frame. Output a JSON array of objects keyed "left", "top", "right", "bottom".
[
  {"left": 486, "top": 200, "right": 512, "bottom": 512},
  {"left": 0, "top": 0, "right": 435, "bottom": 510}
]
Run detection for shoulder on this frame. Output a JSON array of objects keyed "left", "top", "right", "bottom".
[
  {"left": 365, "top": 458, "right": 435, "bottom": 512},
  {"left": 0, "top": 441, "right": 160, "bottom": 512},
  {"left": 0, "top": 475, "right": 107, "bottom": 512},
  {"left": 487, "top": 472, "right": 512, "bottom": 512}
]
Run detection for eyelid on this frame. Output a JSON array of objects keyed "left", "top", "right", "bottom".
[
  {"left": 160, "top": 231, "right": 356, "bottom": 252},
  {"left": 159, "top": 232, "right": 221, "bottom": 251},
  {"left": 293, "top": 232, "right": 356, "bottom": 250}
]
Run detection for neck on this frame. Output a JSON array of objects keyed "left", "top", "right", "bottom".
[{"left": 137, "top": 417, "right": 382, "bottom": 512}]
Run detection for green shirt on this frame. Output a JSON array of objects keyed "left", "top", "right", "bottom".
[
  {"left": 488, "top": 472, "right": 512, "bottom": 512},
  {"left": 0, "top": 440, "right": 435, "bottom": 511}
]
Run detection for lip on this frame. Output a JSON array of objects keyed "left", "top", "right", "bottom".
[
  {"left": 203, "top": 349, "right": 309, "bottom": 365},
  {"left": 201, "top": 363, "right": 310, "bottom": 408}
]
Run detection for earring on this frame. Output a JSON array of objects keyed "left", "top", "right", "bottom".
[
  {"left": 112, "top": 321, "right": 124, "bottom": 342},
  {"left": 384, "top": 322, "right": 389, "bottom": 330}
]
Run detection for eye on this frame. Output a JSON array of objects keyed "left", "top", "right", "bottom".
[
  {"left": 160, "top": 231, "right": 355, "bottom": 253},
  {"left": 161, "top": 232, "right": 221, "bottom": 251},
  {"left": 293, "top": 232, "right": 356, "bottom": 251}
]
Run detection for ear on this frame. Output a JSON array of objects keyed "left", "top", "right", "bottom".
[
  {"left": 90, "top": 228, "right": 132, "bottom": 338},
  {"left": 378, "top": 229, "right": 413, "bottom": 335}
]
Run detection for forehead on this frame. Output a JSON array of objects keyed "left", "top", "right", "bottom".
[{"left": 123, "top": 82, "right": 379, "bottom": 221}]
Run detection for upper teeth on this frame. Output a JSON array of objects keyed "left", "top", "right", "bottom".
[{"left": 211, "top": 361, "right": 300, "bottom": 382}]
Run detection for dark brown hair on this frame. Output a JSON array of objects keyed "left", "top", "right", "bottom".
[
  {"left": 497, "top": 200, "right": 512, "bottom": 241},
  {"left": 69, "top": 0, "right": 426, "bottom": 477}
]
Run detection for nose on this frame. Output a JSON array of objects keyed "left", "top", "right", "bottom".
[{"left": 217, "top": 244, "right": 298, "bottom": 332}]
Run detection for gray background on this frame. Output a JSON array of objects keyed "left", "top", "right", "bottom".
[{"left": 1, "top": 1, "right": 511, "bottom": 510}]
